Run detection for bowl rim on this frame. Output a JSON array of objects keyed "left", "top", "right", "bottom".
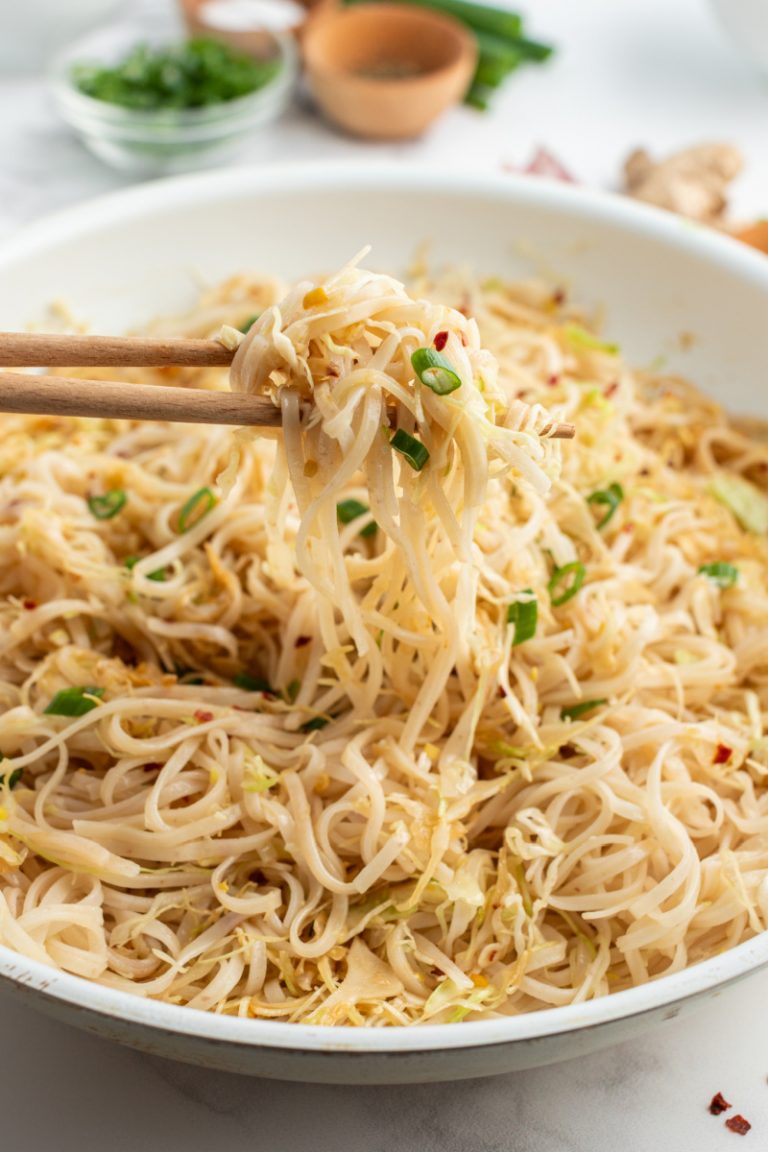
[{"left": 2, "top": 162, "right": 768, "bottom": 1056}]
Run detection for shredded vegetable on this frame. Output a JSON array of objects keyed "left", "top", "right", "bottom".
[{"left": 0, "top": 259, "right": 767, "bottom": 1030}]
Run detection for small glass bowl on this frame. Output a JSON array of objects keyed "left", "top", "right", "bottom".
[{"left": 50, "top": 22, "right": 298, "bottom": 175}]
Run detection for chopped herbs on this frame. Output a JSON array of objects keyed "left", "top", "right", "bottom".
[
  {"left": 72, "top": 38, "right": 281, "bottom": 112},
  {"left": 587, "top": 482, "right": 624, "bottom": 529},
  {"left": 239, "top": 314, "right": 259, "bottom": 334},
  {"left": 178, "top": 486, "right": 217, "bottom": 533},
  {"left": 548, "top": 560, "right": 586, "bottom": 606},
  {"left": 411, "top": 347, "right": 462, "bottom": 396},
  {"left": 391, "top": 428, "right": 430, "bottom": 471},
  {"left": 44, "top": 685, "right": 105, "bottom": 717},
  {"left": 124, "top": 555, "right": 167, "bottom": 581},
  {"left": 698, "top": 561, "right": 739, "bottom": 588},
  {"left": 506, "top": 592, "right": 537, "bottom": 645},
  {"left": 87, "top": 489, "right": 127, "bottom": 520},
  {"left": 565, "top": 324, "right": 619, "bottom": 356},
  {"left": 337, "top": 499, "right": 377, "bottom": 538},
  {"left": 234, "top": 672, "right": 274, "bottom": 693},
  {"left": 285, "top": 679, "right": 301, "bottom": 703},
  {"left": 560, "top": 698, "right": 607, "bottom": 722}
]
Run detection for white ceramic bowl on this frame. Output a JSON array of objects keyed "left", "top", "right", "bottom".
[{"left": 2, "top": 165, "right": 768, "bottom": 1083}]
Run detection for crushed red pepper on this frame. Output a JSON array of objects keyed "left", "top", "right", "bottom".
[
  {"left": 725, "top": 1115, "right": 751, "bottom": 1136},
  {"left": 295, "top": 636, "right": 311, "bottom": 648},
  {"left": 714, "top": 744, "right": 733, "bottom": 765},
  {"left": 22, "top": 599, "right": 37, "bottom": 610},
  {"left": 433, "top": 330, "right": 449, "bottom": 352},
  {"left": 709, "top": 1092, "right": 732, "bottom": 1116},
  {"left": 194, "top": 710, "right": 214, "bottom": 724}
]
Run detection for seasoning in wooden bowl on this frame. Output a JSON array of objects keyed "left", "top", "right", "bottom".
[{"left": 302, "top": 2, "right": 477, "bottom": 139}]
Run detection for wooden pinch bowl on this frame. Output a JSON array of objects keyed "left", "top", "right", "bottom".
[{"left": 302, "top": 3, "right": 477, "bottom": 140}]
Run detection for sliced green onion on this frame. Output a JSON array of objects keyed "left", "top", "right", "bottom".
[
  {"left": 345, "top": 0, "right": 524, "bottom": 41},
  {"left": 44, "top": 685, "right": 105, "bottom": 717},
  {"left": 0, "top": 759, "right": 22, "bottom": 790},
  {"left": 508, "top": 34, "right": 554, "bottom": 61},
  {"left": 233, "top": 672, "right": 274, "bottom": 693},
  {"left": 337, "top": 499, "right": 377, "bottom": 538},
  {"left": 474, "top": 50, "right": 519, "bottom": 87},
  {"left": 178, "top": 486, "right": 217, "bottom": 533},
  {"left": 300, "top": 715, "right": 331, "bottom": 732},
  {"left": 708, "top": 473, "right": 768, "bottom": 535},
  {"left": 87, "top": 489, "right": 126, "bottom": 520},
  {"left": 507, "top": 592, "right": 537, "bottom": 645},
  {"left": 474, "top": 30, "right": 524, "bottom": 69},
  {"left": 560, "top": 698, "right": 607, "bottom": 722},
  {"left": 391, "top": 428, "right": 430, "bottom": 471},
  {"left": 465, "top": 81, "right": 493, "bottom": 110},
  {"left": 565, "top": 324, "right": 619, "bottom": 356},
  {"left": 123, "top": 555, "right": 167, "bottom": 582},
  {"left": 698, "top": 561, "right": 739, "bottom": 588},
  {"left": 411, "top": 348, "right": 462, "bottom": 396},
  {"left": 285, "top": 679, "right": 301, "bottom": 703},
  {"left": 548, "top": 561, "right": 586, "bottom": 607},
  {"left": 239, "top": 314, "right": 259, "bottom": 334},
  {"left": 587, "top": 482, "right": 624, "bottom": 529}
]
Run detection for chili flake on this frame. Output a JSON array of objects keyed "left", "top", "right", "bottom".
[
  {"left": 725, "top": 1115, "right": 751, "bottom": 1136},
  {"left": 433, "top": 331, "right": 449, "bottom": 352},
  {"left": 194, "top": 710, "right": 214, "bottom": 724},
  {"left": 709, "top": 1092, "right": 731, "bottom": 1116},
  {"left": 714, "top": 744, "right": 733, "bottom": 765}
]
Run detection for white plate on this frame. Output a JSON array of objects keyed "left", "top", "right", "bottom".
[{"left": 1, "top": 164, "right": 768, "bottom": 1083}]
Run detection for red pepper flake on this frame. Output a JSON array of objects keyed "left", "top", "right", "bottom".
[
  {"left": 433, "top": 330, "right": 449, "bottom": 352},
  {"left": 143, "top": 762, "right": 162, "bottom": 772},
  {"left": 194, "top": 710, "right": 214, "bottom": 724},
  {"left": 604, "top": 381, "right": 620, "bottom": 398},
  {"left": 551, "top": 287, "right": 566, "bottom": 306},
  {"left": 504, "top": 148, "right": 577, "bottom": 184},
  {"left": 295, "top": 635, "right": 311, "bottom": 648},
  {"left": 709, "top": 1092, "right": 732, "bottom": 1116},
  {"left": 22, "top": 599, "right": 37, "bottom": 610},
  {"left": 725, "top": 1115, "right": 751, "bottom": 1136},
  {"left": 547, "top": 374, "right": 560, "bottom": 388},
  {"left": 714, "top": 744, "right": 733, "bottom": 765}
]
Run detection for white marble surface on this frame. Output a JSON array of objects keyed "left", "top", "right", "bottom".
[{"left": 2, "top": 0, "right": 768, "bottom": 1147}]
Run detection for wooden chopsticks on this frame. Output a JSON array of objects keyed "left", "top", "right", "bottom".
[
  {"left": 0, "top": 330, "right": 575, "bottom": 438},
  {"left": 0, "top": 333, "right": 234, "bottom": 368},
  {"left": 0, "top": 371, "right": 281, "bottom": 427}
]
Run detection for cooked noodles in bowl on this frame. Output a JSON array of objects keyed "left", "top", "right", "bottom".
[{"left": 1, "top": 257, "right": 767, "bottom": 1026}]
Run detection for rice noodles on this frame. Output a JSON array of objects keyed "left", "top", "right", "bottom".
[{"left": 1, "top": 258, "right": 768, "bottom": 1025}]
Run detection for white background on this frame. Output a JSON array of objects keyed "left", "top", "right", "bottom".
[{"left": 1, "top": 0, "right": 768, "bottom": 1148}]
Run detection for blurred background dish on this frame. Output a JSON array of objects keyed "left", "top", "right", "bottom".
[
  {"left": 301, "top": 3, "right": 477, "bottom": 138},
  {"left": 49, "top": 17, "right": 297, "bottom": 174}
]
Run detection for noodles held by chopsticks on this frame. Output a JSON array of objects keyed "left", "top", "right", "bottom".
[{"left": 0, "top": 260, "right": 767, "bottom": 1025}]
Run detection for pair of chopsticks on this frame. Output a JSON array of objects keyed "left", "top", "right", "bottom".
[{"left": 0, "top": 332, "right": 575, "bottom": 437}]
